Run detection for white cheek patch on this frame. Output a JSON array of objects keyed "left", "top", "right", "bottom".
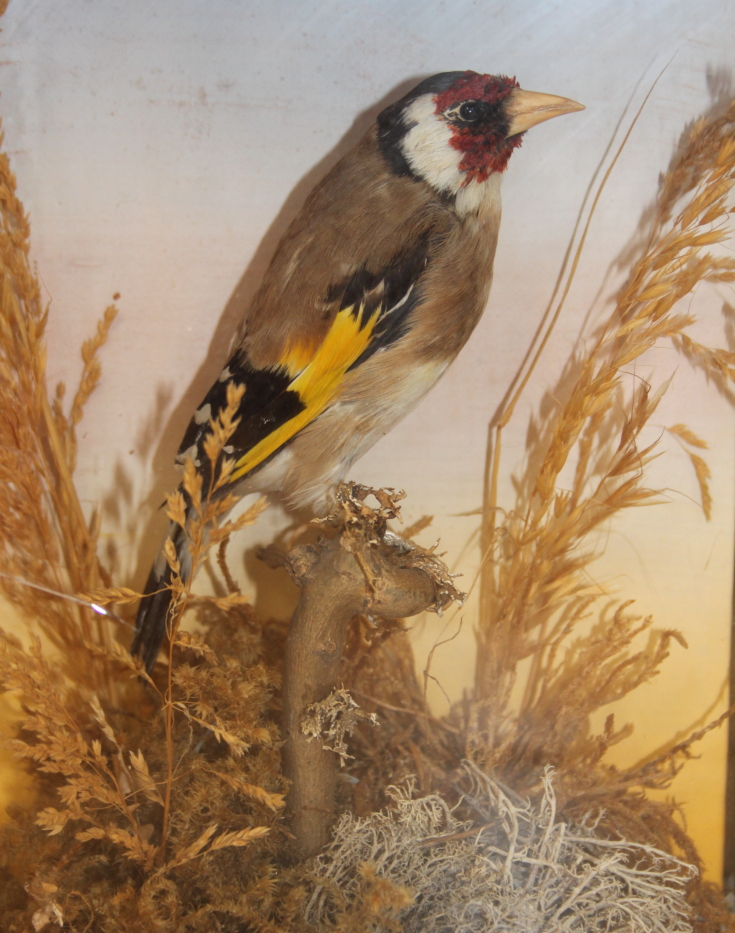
[{"left": 400, "top": 95, "right": 464, "bottom": 195}]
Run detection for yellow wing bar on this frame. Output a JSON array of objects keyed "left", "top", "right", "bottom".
[{"left": 229, "top": 302, "right": 381, "bottom": 483}]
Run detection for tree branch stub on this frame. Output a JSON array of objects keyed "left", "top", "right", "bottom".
[{"left": 282, "top": 524, "right": 453, "bottom": 860}]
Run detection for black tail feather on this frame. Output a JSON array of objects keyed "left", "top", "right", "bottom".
[
  {"left": 131, "top": 522, "right": 189, "bottom": 673},
  {"left": 130, "top": 563, "right": 175, "bottom": 673}
]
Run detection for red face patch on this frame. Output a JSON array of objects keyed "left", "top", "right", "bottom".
[{"left": 435, "top": 72, "right": 522, "bottom": 184}]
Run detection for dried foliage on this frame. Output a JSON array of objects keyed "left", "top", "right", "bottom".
[
  {"left": 469, "top": 98, "right": 735, "bottom": 791},
  {"left": 0, "top": 601, "right": 285, "bottom": 931},
  {"left": 0, "top": 127, "right": 281, "bottom": 926},
  {"left": 0, "top": 131, "right": 114, "bottom": 681},
  {"left": 336, "top": 98, "right": 735, "bottom": 932},
  {"left": 308, "top": 764, "right": 696, "bottom": 932},
  {"left": 302, "top": 687, "right": 378, "bottom": 767},
  {"left": 0, "top": 79, "right": 735, "bottom": 933},
  {"left": 150, "top": 379, "right": 268, "bottom": 848},
  {"left": 323, "top": 483, "right": 464, "bottom": 612}
]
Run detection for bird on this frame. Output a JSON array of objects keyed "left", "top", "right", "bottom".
[{"left": 131, "top": 70, "right": 583, "bottom": 671}]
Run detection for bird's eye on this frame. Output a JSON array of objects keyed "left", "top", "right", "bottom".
[
  {"left": 448, "top": 100, "right": 491, "bottom": 124},
  {"left": 459, "top": 102, "right": 481, "bottom": 121}
]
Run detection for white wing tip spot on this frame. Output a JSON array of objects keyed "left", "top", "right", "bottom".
[
  {"left": 194, "top": 403, "right": 212, "bottom": 425},
  {"left": 176, "top": 444, "right": 199, "bottom": 465}
]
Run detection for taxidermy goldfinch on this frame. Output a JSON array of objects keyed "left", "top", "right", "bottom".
[{"left": 132, "top": 71, "right": 583, "bottom": 670}]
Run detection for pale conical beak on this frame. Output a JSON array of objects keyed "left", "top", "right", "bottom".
[{"left": 504, "top": 88, "right": 585, "bottom": 137}]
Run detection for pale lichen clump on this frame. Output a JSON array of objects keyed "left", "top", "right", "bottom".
[{"left": 310, "top": 764, "right": 696, "bottom": 933}]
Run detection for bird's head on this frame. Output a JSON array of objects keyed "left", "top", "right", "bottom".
[{"left": 377, "top": 71, "right": 583, "bottom": 203}]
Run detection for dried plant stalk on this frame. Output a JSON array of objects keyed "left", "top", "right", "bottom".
[
  {"left": 148, "top": 381, "right": 268, "bottom": 847},
  {"left": 0, "top": 125, "right": 117, "bottom": 681},
  {"left": 0, "top": 385, "right": 277, "bottom": 922},
  {"left": 0, "top": 109, "right": 277, "bottom": 928},
  {"left": 0, "top": 602, "right": 284, "bottom": 931},
  {"left": 471, "top": 99, "right": 735, "bottom": 785}
]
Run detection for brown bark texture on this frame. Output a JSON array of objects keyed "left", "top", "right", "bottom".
[{"left": 280, "top": 490, "right": 460, "bottom": 861}]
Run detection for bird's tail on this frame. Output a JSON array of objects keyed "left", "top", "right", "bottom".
[{"left": 131, "top": 520, "right": 191, "bottom": 673}]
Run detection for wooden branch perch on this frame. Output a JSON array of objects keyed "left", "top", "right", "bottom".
[{"left": 281, "top": 492, "right": 459, "bottom": 860}]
